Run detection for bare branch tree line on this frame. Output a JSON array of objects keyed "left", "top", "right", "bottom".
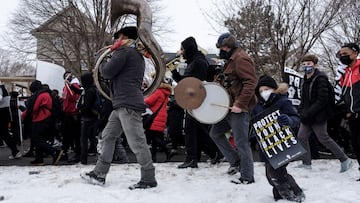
[
  {"left": 0, "top": 0, "right": 359, "bottom": 82},
  {"left": 212, "top": 0, "right": 359, "bottom": 80}
]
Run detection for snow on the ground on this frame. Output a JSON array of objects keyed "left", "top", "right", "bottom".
[{"left": 0, "top": 160, "right": 359, "bottom": 203}]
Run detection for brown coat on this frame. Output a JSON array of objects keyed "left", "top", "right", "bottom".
[{"left": 223, "top": 48, "right": 258, "bottom": 111}]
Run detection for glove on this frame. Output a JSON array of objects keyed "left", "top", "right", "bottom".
[{"left": 277, "top": 114, "right": 291, "bottom": 126}]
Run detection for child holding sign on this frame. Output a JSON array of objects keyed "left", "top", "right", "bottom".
[{"left": 252, "top": 75, "right": 305, "bottom": 202}]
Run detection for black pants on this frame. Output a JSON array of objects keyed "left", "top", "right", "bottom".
[
  {"left": 145, "top": 130, "right": 168, "bottom": 162},
  {"left": 0, "top": 109, "right": 19, "bottom": 156},
  {"left": 80, "top": 119, "right": 98, "bottom": 164},
  {"left": 167, "top": 106, "right": 184, "bottom": 149},
  {"left": 32, "top": 118, "right": 56, "bottom": 161},
  {"left": 349, "top": 114, "right": 360, "bottom": 166},
  {"left": 265, "top": 163, "right": 302, "bottom": 197},
  {"left": 61, "top": 114, "right": 81, "bottom": 156},
  {"left": 184, "top": 114, "right": 220, "bottom": 162}
]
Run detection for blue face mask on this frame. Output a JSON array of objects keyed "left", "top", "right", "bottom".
[{"left": 302, "top": 66, "right": 314, "bottom": 74}]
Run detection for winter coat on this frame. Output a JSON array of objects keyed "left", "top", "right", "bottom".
[
  {"left": 299, "top": 69, "right": 332, "bottom": 124},
  {"left": 77, "top": 72, "right": 99, "bottom": 121},
  {"left": 252, "top": 83, "right": 300, "bottom": 130},
  {"left": 31, "top": 91, "right": 53, "bottom": 123},
  {"left": 171, "top": 37, "right": 208, "bottom": 82},
  {"left": 101, "top": 45, "right": 146, "bottom": 112},
  {"left": 221, "top": 48, "right": 257, "bottom": 112},
  {"left": 0, "top": 85, "right": 11, "bottom": 123},
  {"left": 62, "top": 78, "right": 81, "bottom": 115},
  {"left": 340, "top": 58, "right": 360, "bottom": 113},
  {"left": 144, "top": 83, "right": 172, "bottom": 132}
]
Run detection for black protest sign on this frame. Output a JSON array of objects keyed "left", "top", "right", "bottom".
[
  {"left": 283, "top": 67, "right": 303, "bottom": 106},
  {"left": 251, "top": 107, "right": 306, "bottom": 169}
]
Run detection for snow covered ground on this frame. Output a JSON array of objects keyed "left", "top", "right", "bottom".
[{"left": 0, "top": 159, "right": 359, "bottom": 203}]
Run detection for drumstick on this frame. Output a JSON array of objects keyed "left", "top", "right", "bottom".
[{"left": 211, "top": 103, "right": 232, "bottom": 109}]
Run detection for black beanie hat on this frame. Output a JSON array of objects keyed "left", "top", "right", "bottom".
[
  {"left": 30, "top": 80, "right": 42, "bottom": 93},
  {"left": 114, "top": 26, "right": 138, "bottom": 40},
  {"left": 255, "top": 75, "right": 278, "bottom": 96}
]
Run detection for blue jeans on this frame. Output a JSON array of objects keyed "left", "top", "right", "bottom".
[
  {"left": 94, "top": 107, "right": 156, "bottom": 183},
  {"left": 210, "top": 112, "right": 254, "bottom": 180}
]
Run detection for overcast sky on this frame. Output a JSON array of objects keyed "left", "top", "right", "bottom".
[{"left": 0, "top": 0, "right": 224, "bottom": 54}]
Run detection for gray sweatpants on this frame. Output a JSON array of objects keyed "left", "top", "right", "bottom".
[
  {"left": 298, "top": 121, "right": 348, "bottom": 165},
  {"left": 94, "top": 107, "right": 156, "bottom": 183}
]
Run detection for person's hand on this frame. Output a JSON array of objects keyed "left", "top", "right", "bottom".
[
  {"left": 277, "top": 114, "right": 290, "bottom": 126},
  {"left": 231, "top": 105, "right": 242, "bottom": 113}
]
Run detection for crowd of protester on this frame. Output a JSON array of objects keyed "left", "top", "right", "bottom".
[{"left": 0, "top": 31, "right": 359, "bottom": 201}]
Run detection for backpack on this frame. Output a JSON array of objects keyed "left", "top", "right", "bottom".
[
  {"left": 91, "top": 89, "right": 104, "bottom": 116},
  {"left": 50, "top": 93, "right": 62, "bottom": 121}
]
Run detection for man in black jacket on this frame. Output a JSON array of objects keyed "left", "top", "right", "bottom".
[
  {"left": 297, "top": 54, "right": 352, "bottom": 172},
  {"left": 172, "top": 36, "right": 222, "bottom": 168}
]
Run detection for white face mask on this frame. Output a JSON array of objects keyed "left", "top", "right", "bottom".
[{"left": 260, "top": 90, "right": 272, "bottom": 101}]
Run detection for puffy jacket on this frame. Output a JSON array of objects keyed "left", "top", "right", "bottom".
[
  {"left": 144, "top": 83, "right": 172, "bottom": 132},
  {"left": 340, "top": 59, "right": 360, "bottom": 113},
  {"left": 253, "top": 83, "right": 300, "bottom": 130},
  {"left": 299, "top": 69, "right": 332, "bottom": 124}
]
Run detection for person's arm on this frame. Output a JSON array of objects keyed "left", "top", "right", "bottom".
[{"left": 100, "top": 48, "right": 128, "bottom": 79}]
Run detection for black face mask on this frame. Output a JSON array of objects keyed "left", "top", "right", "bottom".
[
  {"left": 340, "top": 55, "right": 353, "bottom": 66},
  {"left": 219, "top": 50, "right": 231, "bottom": 60}
]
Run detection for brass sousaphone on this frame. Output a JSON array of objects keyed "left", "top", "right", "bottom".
[{"left": 94, "top": 0, "right": 166, "bottom": 100}]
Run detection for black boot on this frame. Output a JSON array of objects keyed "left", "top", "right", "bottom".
[{"left": 177, "top": 160, "right": 198, "bottom": 168}]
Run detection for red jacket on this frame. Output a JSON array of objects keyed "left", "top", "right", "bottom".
[
  {"left": 32, "top": 92, "right": 52, "bottom": 122},
  {"left": 144, "top": 83, "right": 172, "bottom": 132},
  {"left": 62, "top": 82, "right": 81, "bottom": 114}
]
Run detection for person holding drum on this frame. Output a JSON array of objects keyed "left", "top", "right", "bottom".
[
  {"left": 172, "top": 36, "right": 222, "bottom": 168},
  {"left": 252, "top": 75, "right": 305, "bottom": 202},
  {"left": 210, "top": 33, "right": 257, "bottom": 184}
]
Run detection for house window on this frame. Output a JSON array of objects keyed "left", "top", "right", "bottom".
[
  {"left": 53, "top": 37, "right": 63, "bottom": 49},
  {"left": 80, "top": 60, "right": 87, "bottom": 71}
]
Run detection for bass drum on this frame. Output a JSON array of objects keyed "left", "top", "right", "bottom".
[{"left": 190, "top": 82, "right": 230, "bottom": 124}]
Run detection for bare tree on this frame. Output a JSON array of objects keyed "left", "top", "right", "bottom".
[
  {"left": 318, "top": 0, "right": 360, "bottom": 79},
  {"left": 2, "top": 0, "right": 168, "bottom": 77},
  {"left": 211, "top": 0, "right": 345, "bottom": 80}
]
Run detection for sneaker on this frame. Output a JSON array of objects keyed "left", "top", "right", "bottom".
[
  {"left": 177, "top": 160, "right": 198, "bottom": 169},
  {"left": 340, "top": 158, "right": 353, "bottom": 173},
  {"left": 293, "top": 191, "right": 306, "bottom": 202},
  {"left": 80, "top": 171, "right": 105, "bottom": 185},
  {"left": 227, "top": 166, "right": 239, "bottom": 175},
  {"left": 8, "top": 151, "right": 22, "bottom": 159},
  {"left": 231, "top": 177, "right": 255, "bottom": 184},
  {"left": 52, "top": 150, "right": 63, "bottom": 165},
  {"left": 295, "top": 164, "right": 312, "bottom": 170},
  {"left": 128, "top": 181, "right": 157, "bottom": 190},
  {"left": 30, "top": 159, "right": 45, "bottom": 166}
]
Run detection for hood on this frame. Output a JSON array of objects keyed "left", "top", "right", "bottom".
[
  {"left": 81, "top": 72, "right": 94, "bottom": 88},
  {"left": 181, "top": 37, "right": 198, "bottom": 61}
]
